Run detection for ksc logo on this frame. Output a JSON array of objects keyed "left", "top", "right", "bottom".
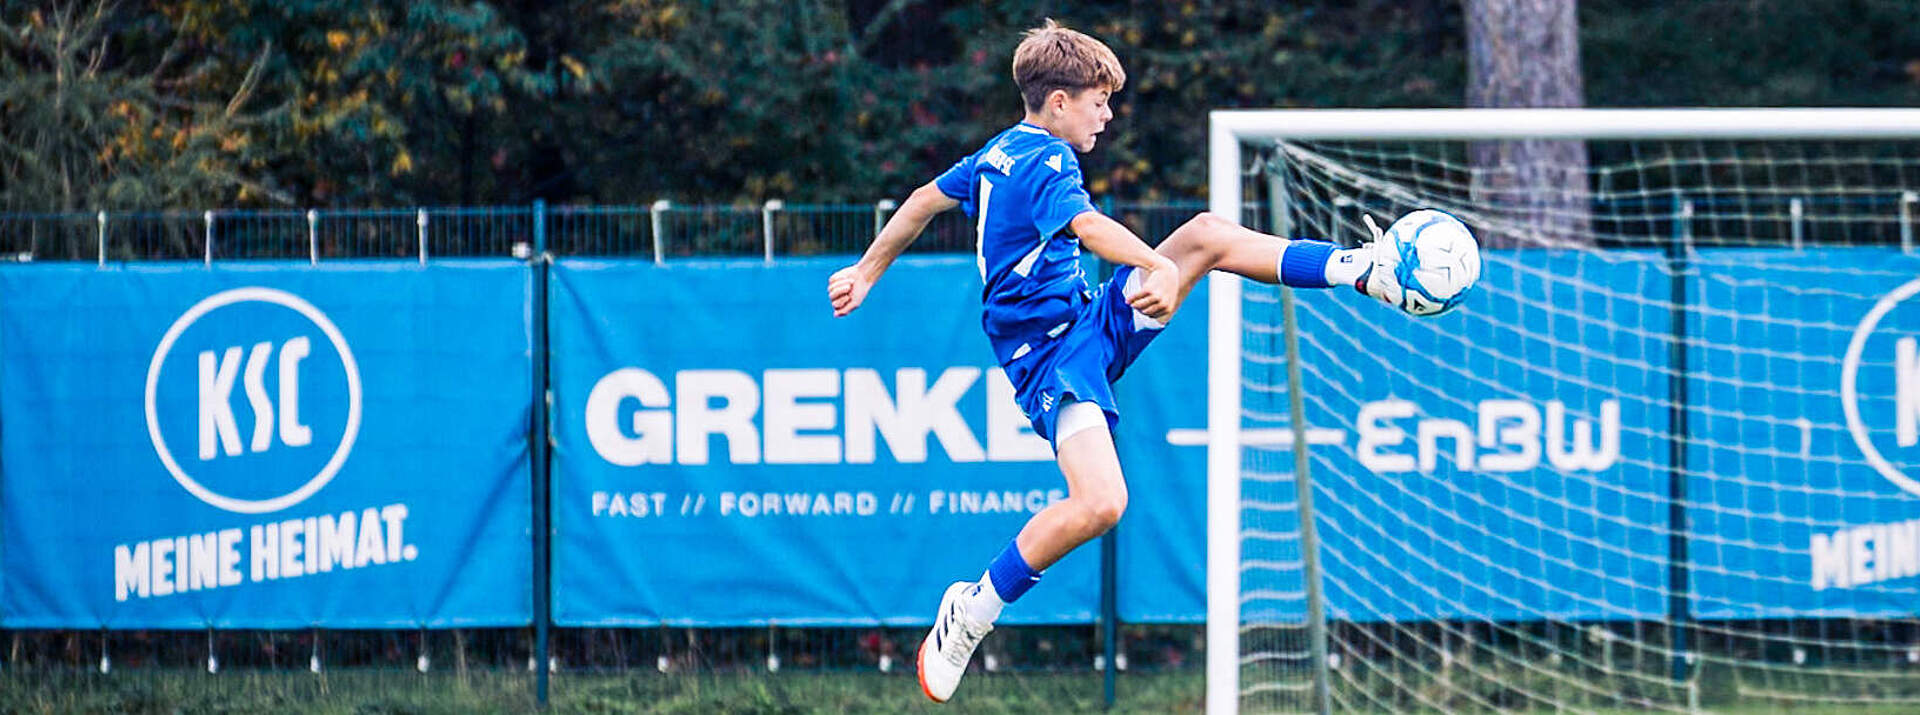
[
  {"left": 144, "top": 287, "right": 361, "bottom": 513},
  {"left": 1842, "top": 276, "right": 1920, "bottom": 498}
]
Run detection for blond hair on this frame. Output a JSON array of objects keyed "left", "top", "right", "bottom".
[{"left": 1011, "top": 19, "right": 1125, "bottom": 113}]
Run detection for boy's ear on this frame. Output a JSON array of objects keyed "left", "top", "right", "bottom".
[{"left": 1047, "top": 88, "right": 1072, "bottom": 115}]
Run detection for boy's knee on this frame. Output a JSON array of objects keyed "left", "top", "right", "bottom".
[
  {"left": 1175, "top": 212, "right": 1230, "bottom": 237},
  {"left": 1191, "top": 211, "right": 1231, "bottom": 230},
  {"left": 1084, "top": 489, "right": 1128, "bottom": 533},
  {"left": 1167, "top": 212, "right": 1232, "bottom": 255}
]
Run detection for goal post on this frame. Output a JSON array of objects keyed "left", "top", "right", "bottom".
[{"left": 1206, "top": 108, "right": 1920, "bottom": 714}]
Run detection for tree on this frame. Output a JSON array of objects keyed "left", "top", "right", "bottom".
[
  {"left": 531, "top": 0, "right": 1467, "bottom": 206},
  {"left": 0, "top": 1, "right": 281, "bottom": 211},
  {"left": 10, "top": 1, "right": 1918, "bottom": 212},
  {"left": 1, "top": 0, "right": 552, "bottom": 211},
  {"left": 537, "top": 0, "right": 984, "bottom": 204},
  {"left": 152, "top": 0, "right": 547, "bottom": 206},
  {"left": 1465, "top": 0, "right": 1590, "bottom": 248}
]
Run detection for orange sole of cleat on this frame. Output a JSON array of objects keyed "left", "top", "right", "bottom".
[{"left": 916, "top": 639, "right": 945, "bottom": 703}]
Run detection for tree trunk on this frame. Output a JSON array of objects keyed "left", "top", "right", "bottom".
[{"left": 1466, "top": 0, "right": 1590, "bottom": 248}]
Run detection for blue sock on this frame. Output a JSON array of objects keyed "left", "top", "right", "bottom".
[
  {"left": 1279, "top": 239, "right": 1336, "bottom": 288},
  {"left": 986, "top": 540, "right": 1042, "bottom": 603}
]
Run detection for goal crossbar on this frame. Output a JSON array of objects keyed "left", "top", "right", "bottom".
[{"left": 1212, "top": 107, "right": 1920, "bottom": 141}]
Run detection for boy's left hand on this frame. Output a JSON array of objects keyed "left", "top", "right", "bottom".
[
  {"left": 1126, "top": 260, "right": 1182, "bottom": 322},
  {"left": 828, "top": 265, "right": 874, "bottom": 317}
]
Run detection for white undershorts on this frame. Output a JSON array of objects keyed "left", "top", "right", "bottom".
[{"left": 1053, "top": 399, "right": 1110, "bottom": 447}]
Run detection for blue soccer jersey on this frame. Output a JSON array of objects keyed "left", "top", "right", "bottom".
[
  {"left": 934, "top": 122, "right": 1098, "bottom": 364},
  {"left": 934, "top": 122, "right": 1166, "bottom": 445}
]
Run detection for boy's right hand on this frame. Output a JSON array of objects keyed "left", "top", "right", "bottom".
[
  {"left": 1126, "top": 259, "right": 1182, "bottom": 322},
  {"left": 828, "top": 265, "right": 873, "bottom": 317},
  {"left": 1354, "top": 214, "right": 1404, "bottom": 307}
]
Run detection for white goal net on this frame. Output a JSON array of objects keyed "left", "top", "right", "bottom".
[{"left": 1206, "top": 109, "right": 1920, "bottom": 713}]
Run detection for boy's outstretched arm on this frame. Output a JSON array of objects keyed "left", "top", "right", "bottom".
[
  {"left": 1069, "top": 211, "right": 1182, "bottom": 322},
  {"left": 829, "top": 181, "right": 959, "bottom": 317}
]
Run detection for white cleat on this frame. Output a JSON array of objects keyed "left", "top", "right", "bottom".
[{"left": 916, "top": 581, "right": 994, "bottom": 703}]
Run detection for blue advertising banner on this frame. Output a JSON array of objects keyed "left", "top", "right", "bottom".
[
  {"left": 11, "top": 248, "right": 1904, "bottom": 632},
  {"left": 0, "top": 261, "right": 532, "bottom": 628},
  {"left": 1112, "top": 280, "right": 1209, "bottom": 624},
  {"left": 1686, "top": 249, "right": 1920, "bottom": 619},
  {"left": 549, "top": 257, "right": 1106, "bottom": 626},
  {"left": 1245, "top": 251, "right": 1677, "bottom": 623}
]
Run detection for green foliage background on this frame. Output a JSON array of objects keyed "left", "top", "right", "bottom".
[{"left": 3, "top": 0, "right": 1916, "bottom": 211}]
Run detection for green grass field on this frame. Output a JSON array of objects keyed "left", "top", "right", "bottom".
[
  {"left": 12, "top": 665, "right": 1920, "bottom": 713},
  {"left": 0, "top": 668, "right": 1204, "bottom": 714}
]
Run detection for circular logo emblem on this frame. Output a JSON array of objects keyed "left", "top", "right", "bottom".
[
  {"left": 1842, "top": 276, "right": 1920, "bottom": 498},
  {"left": 144, "top": 287, "right": 361, "bottom": 513}
]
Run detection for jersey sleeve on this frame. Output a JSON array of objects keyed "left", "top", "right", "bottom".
[
  {"left": 1030, "top": 150, "right": 1097, "bottom": 239},
  {"left": 933, "top": 154, "right": 975, "bottom": 200}
]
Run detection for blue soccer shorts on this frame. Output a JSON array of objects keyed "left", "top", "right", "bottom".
[{"left": 1000, "top": 265, "right": 1167, "bottom": 446}]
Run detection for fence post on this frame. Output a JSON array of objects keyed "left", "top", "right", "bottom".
[
  {"left": 204, "top": 210, "right": 214, "bottom": 266},
  {"left": 1667, "top": 196, "right": 1695, "bottom": 687},
  {"left": 1902, "top": 191, "right": 1915, "bottom": 253},
  {"left": 417, "top": 628, "right": 430, "bottom": 672},
  {"left": 96, "top": 210, "right": 107, "bottom": 267},
  {"left": 1678, "top": 199, "right": 1695, "bottom": 254},
  {"left": 874, "top": 199, "right": 897, "bottom": 236},
  {"left": 650, "top": 199, "right": 670, "bottom": 265},
  {"left": 762, "top": 199, "right": 783, "bottom": 264},
  {"left": 308, "top": 209, "right": 320, "bottom": 265},
  {"left": 1101, "top": 190, "right": 1122, "bottom": 709},
  {"left": 767, "top": 625, "right": 781, "bottom": 672},
  {"left": 530, "top": 199, "right": 553, "bottom": 707},
  {"left": 417, "top": 209, "right": 429, "bottom": 265},
  {"left": 1789, "top": 197, "right": 1804, "bottom": 250},
  {"left": 1100, "top": 525, "right": 1118, "bottom": 708}
]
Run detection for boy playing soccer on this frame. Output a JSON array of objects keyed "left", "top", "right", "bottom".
[{"left": 827, "top": 19, "right": 1399, "bottom": 703}]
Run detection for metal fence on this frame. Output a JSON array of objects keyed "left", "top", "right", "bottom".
[
  {"left": 9, "top": 193, "right": 1909, "bottom": 264},
  {"left": 0, "top": 200, "right": 1222, "bottom": 263}
]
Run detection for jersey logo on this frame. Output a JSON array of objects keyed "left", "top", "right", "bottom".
[
  {"left": 982, "top": 146, "right": 1016, "bottom": 175},
  {"left": 1045, "top": 154, "right": 1063, "bottom": 173}
]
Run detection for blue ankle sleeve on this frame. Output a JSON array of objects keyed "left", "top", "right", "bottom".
[
  {"left": 1280, "top": 240, "right": 1336, "bottom": 288},
  {"left": 986, "top": 540, "right": 1042, "bottom": 603}
]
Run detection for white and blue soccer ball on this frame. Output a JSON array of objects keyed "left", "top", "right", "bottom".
[{"left": 1370, "top": 209, "right": 1481, "bottom": 317}]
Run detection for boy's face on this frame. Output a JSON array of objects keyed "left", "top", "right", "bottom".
[{"left": 1048, "top": 88, "right": 1113, "bottom": 153}]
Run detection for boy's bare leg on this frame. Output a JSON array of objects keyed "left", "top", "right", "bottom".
[
  {"left": 917, "top": 415, "right": 1125, "bottom": 703},
  {"left": 1155, "top": 212, "right": 1286, "bottom": 298},
  {"left": 1153, "top": 211, "right": 1375, "bottom": 307},
  {"left": 1013, "top": 425, "right": 1128, "bottom": 570}
]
